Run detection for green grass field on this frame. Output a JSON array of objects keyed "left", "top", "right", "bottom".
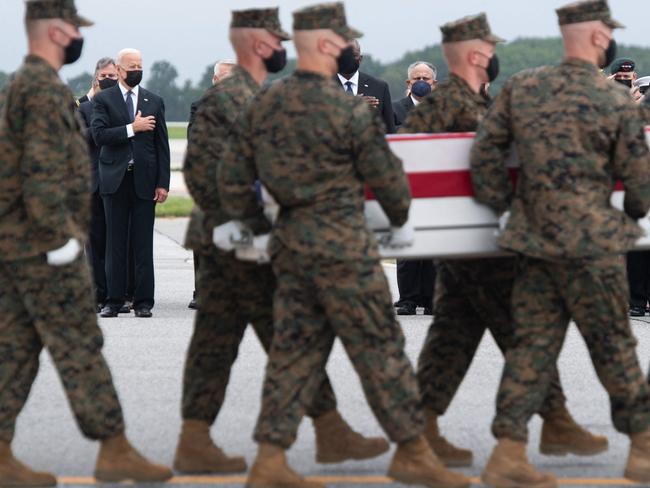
[
  {"left": 167, "top": 126, "right": 188, "bottom": 140},
  {"left": 156, "top": 195, "right": 193, "bottom": 218}
]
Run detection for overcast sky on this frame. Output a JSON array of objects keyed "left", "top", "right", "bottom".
[{"left": 0, "top": 0, "right": 644, "bottom": 83}]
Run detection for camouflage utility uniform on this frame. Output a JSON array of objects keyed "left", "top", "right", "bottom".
[
  {"left": 470, "top": 57, "right": 650, "bottom": 441},
  {"left": 182, "top": 65, "right": 336, "bottom": 425},
  {"left": 403, "top": 73, "right": 566, "bottom": 420},
  {"left": 218, "top": 69, "right": 424, "bottom": 448},
  {"left": 0, "top": 55, "right": 124, "bottom": 442}
]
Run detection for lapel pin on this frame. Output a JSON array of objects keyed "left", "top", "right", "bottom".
[{"left": 144, "top": 98, "right": 149, "bottom": 102}]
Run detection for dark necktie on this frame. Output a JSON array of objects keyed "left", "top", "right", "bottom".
[
  {"left": 125, "top": 90, "right": 135, "bottom": 123},
  {"left": 345, "top": 81, "right": 354, "bottom": 94}
]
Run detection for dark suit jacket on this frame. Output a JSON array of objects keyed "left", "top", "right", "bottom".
[
  {"left": 91, "top": 84, "right": 171, "bottom": 199},
  {"left": 393, "top": 96, "right": 415, "bottom": 130},
  {"left": 77, "top": 94, "right": 90, "bottom": 105},
  {"left": 335, "top": 71, "right": 396, "bottom": 134},
  {"left": 187, "top": 99, "right": 200, "bottom": 138},
  {"left": 78, "top": 100, "right": 100, "bottom": 193}
]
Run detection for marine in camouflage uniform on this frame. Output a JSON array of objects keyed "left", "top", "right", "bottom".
[
  {"left": 402, "top": 14, "right": 606, "bottom": 469},
  {"left": 176, "top": 8, "right": 388, "bottom": 475},
  {"left": 0, "top": 0, "right": 172, "bottom": 485},
  {"left": 218, "top": 4, "right": 470, "bottom": 488},
  {"left": 470, "top": 0, "right": 650, "bottom": 484}
]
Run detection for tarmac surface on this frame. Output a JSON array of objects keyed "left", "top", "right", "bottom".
[{"left": 13, "top": 218, "right": 650, "bottom": 487}]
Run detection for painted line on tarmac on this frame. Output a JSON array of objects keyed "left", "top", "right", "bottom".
[{"left": 58, "top": 475, "right": 637, "bottom": 485}]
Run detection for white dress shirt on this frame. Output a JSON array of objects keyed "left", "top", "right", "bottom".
[
  {"left": 119, "top": 82, "right": 139, "bottom": 139},
  {"left": 411, "top": 94, "right": 421, "bottom": 107},
  {"left": 337, "top": 71, "right": 360, "bottom": 96}
]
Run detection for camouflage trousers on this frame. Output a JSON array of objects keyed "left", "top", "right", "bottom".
[
  {"left": 493, "top": 254, "right": 650, "bottom": 441},
  {"left": 182, "top": 249, "right": 336, "bottom": 425},
  {"left": 0, "top": 255, "right": 124, "bottom": 442},
  {"left": 417, "top": 257, "right": 566, "bottom": 418},
  {"left": 254, "top": 247, "right": 424, "bottom": 448}
]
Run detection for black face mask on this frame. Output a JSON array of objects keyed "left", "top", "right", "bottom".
[
  {"left": 485, "top": 54, "right": 500, "bottom": 83},
  {"left": 600, "top": 39, "right": 617, "bottom": 69},
  {"left": 98, "top": 78, "right": 118, "bottom": 91},
  {"left": 263, "top": 48, "right": 287, "bottom": 74},
  {"left": 124, "top": 70, "right": 143, "bottom": 88},
  {"left": 337, "top": 46, "right": 360, "bottom": 75},
  {"left": 64, "top": 37, "right": 84, "bottom": 65},
  {"left": 616, "top": 78, "right": 633, "bottom": 88}
]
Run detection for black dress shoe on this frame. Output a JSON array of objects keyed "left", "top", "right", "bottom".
[
  {"left": 134, "top": 308, "right": 153, "bottom": 318},
  {"left": 396, "top": 303, "right": 417, "bottom": 316},
  {"left": 100, "top": 306, "right": 119, "bottom": 318},
  {"left": 422, "top": 306, "right": 433, "bottom": 315},
  {"left": 630, "top": 306, "right": 646, "bottom": 317},
  {"left": 119, "top": 301, "right": 133, "bottom": 314},
  {"left": 188, "top": 298, "right": 198, "bottom": 310}
]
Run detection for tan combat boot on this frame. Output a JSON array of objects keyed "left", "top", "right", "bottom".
[
  {"left": 94, "top": 433, "right": 173, "bottom": 482},
  {"left": 173, "top": 419, "right": 247, "bottom": 473},
  {"left": 246, "top": 443, "right": 325, "bottom": 488},
  {"left": 625, "top": 428, "right": 650, "bottom": 482},
  {"left": 387, "top": 435, "right": 470, "bottom": 488},
  {"left": 423, "top": 410, "right": 473, "bottom": 467},
  {"left": 540, "top": 408, "right": 608, "bottom": 456},
  {"left": 482, "top": 438, "right": 556, "bottom": 488},
  {"left": 0, "top": 442, "right": 56, "bottom": 487},
  {"left": 313, "top": 410, "right": 389, "bottom": 463}
]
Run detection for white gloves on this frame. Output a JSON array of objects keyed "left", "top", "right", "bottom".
[
  {"left": 213, "top": 221, "right": 252, "bottom": 252},
  {"left": 47, "top": 238, "right": 81, "bottom": 266},
  {"left": 381, "top": 222, "right": 415, "bottom": 249},
  {"left": 495, "top": 211, "right": 511, "bottom": 236},
  {"left": 235, "top": 234, "right": 271, "bottom": 264},
  {"left": 260, "top": 185, "right": 280, "bottom": 224}
]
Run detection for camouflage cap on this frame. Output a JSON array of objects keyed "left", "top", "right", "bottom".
[
  {"left": 25, "top": 0, "right": 93, "bottom": 27},
  {"left": 231, "top": 8, "right": 291, "bottom": 41},
  {"left": 293, "top": 2, "right": 363, "bottom": 41},
  {"left": 556, "top": 0, "right": 624, "bottom": 29},
  {"left": 440, "top": 13, "right": 505, "bottom": 44}
]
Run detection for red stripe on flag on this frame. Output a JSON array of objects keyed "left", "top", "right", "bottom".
[{"left": 366, "top": 170, "right": 622, "bottom": 200}]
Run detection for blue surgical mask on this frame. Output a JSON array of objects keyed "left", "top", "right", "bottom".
[{"left": 411, "top": 80, "right": 432, "bottom": 98}]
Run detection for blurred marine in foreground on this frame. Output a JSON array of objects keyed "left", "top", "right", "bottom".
[{"left": 0, "top": 0, "right": 172, "bottom": 484}]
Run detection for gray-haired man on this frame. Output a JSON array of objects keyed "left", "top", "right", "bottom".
[{"left": 393, "top": 61, "right": 437, "bottom": 129}]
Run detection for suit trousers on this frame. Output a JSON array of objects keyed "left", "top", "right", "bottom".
[
  {"left": 87, "top": 190, "right": 107, "bottom": 305},
  {"left": 627, "top": 250, "right": 650, "bottom": 308},
  {"left": 396, "top": 259, "right": 435, "bottom": 308},
  {"left": 103, "top": 170, "right": 156, "bottom": 310}
]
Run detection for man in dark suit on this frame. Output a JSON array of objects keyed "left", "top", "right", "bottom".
[
  {"left": 78, "top": 57, "right": 119, "bottom": 312},
  {"left": 92, "top": 48, "right": 170, "bottom": 318},
  {"left": 393, "top": 61, "right": 437, "bottom": 129},
  {"left": 392, "top": 61, "right": 438, "bottom": 316},
  {"left": 335, "top": 40, "right": 395, "bottom": 133}
]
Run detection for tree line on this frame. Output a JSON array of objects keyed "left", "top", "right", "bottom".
[{"left": 1, "top": 38, "right": 649, "bottom": 121}]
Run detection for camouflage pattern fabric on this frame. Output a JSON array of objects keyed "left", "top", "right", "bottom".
[
  {"left": 182, "top": 65, "right": 337, "bottom": 424},
  {"left": 492, "top": 255, "right": 650, "bottom": 440},
  {"left": 0, "top": 54, "right": 124, "bottom": 442},
  {"left": 470, "top": 58, "right": 650, "bottom": 441},
  {"left": 182, "top": 248, "right": 336, "bottom": 424},
  {"left": 403, "top": 73, "right": 566, "bottom": 419},
  {"left": 218, "top": 71, "right": 410, "bottom": 262},
  {"left": 0, "top": 55, "right": 91, "bottom": 261},
  {"left": 253, "top": 248, "right": 423, "bottom": 447},
  {"left": 439, "top": 13, "right": 505, "bottom": 44},
  {"left": 183, "top": 65, "right": 269, "bottom": 253},
  {"left": 555, "top": 0, "right": 623, "bottom": 28},
  {"left": 0, "top": 255, "right": 124, "bottom": 442},
  {"left": 470, "top": 58, "right": 650, "bottom": 259},
  {"left": 292, "top": 2, "right": 362, "bottom": 40},
  {"left": 231, "top": 7, "right": 291, "bottom": 40},
  {"left": 25, "top": 0, "right": 93, "bottom": 27},
  {"left": 218, "top": 70, "right": 422, "bottom": 446}
]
